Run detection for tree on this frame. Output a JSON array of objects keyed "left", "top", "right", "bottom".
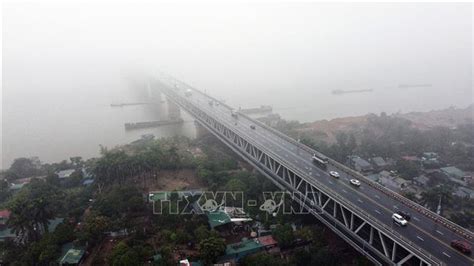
[
  {"left": 7, "top": 157, "right": 43, "bottom": 179},
  {"left": 78, "top": 212, "right": 111, "bottom": 244},
  {"left": 395, "top": 160, "right": 420, "bottom": 180},
  {"left": 194, "top": 225, "right": 210, "bottom": 242},
  {"left": 241, "top": 253, "right": 284, "bottom": 266},
  {"left": 272, "top": 224, "right": 295, "bottom": 248},
  {"left": 198, "top": 236, "right": 226, "bottom": 264},
  {"left": 7, "top": 178, "right": 62, "bottom": 243}
]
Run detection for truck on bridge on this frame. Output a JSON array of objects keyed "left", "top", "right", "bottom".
[{"left": 312, "top": 153, "right": 328, "bottom": 170}]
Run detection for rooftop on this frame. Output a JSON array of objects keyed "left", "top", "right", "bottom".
[
  {"left": 207, "top": 210, "right": 232, "bottom": 228},
  {"left": 414, "top": 175, "right": 429, "bottom": 185},
  {"left": 257, "top": 235, "right": 278, "bottom": 247},
  {"left": 0, "top": 210, "right": 11, "bottom": 219},
  {"left": 440, "top": 166, "right": 466, "bottom": 179},
  {"left": 225, "top": 239, "right": 263, "bottom": 256},
  {"left": 59, "top": 247, "right": 85, "bottom": 265},
  {"left": 351, "top": 156, "right": 372, "bottom": 168},
  {"left": 56, "top": 169, "right": 76, "bottom": 179},
  {"left": 9, "top": 183, "right": 25, "bottom": 190},
  {"left": 371, "top": 157, "right": 387, "bottom": 167}
]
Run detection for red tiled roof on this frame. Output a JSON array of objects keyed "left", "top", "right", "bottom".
[
  {"left": 0, "top": 210, "right": 11, "bottom": 219},
  {"left": 257, "top": 235, "right": 278, "bottom": 247}
]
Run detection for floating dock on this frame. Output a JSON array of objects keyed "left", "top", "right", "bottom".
[{"left": 124, "top": 119, "right": 184, "bottom": 130}]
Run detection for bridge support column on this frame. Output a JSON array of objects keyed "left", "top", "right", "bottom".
[
  {"left": 167, "top": 97, "right": 181, "bottom": 120},
  {"left": 195, "top": 122, "right": 210, "bottom": 139}
]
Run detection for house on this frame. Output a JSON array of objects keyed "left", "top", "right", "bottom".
[
  {"left": 378, "top": 173, "right": 409, "bottom": 193},
  {"left": 56, "top": 169, "right": 76, "bottom": 179},
  {"left": 206, "top": 207, "right": 252, "bottom": 229},
  {"left": 9, "top": 183, "right": 26, "bottom": 191},
  {"left": 220, "top": 238, "right": 264, "bottom": 261},
  {"left": 453, "top": 187, "right": 474, "bottom": 199},
  {"left": 257, "top": 235, "right": 278, "bottom": 250},
  {"left": 413, "top": 175, "right": 429, "bottom": 187},
  {"left": 401, "top": 156, "right": 420, "bottom": 162},
  {"left": 348, "top": 156, "right": 373, "bottom": 173},
  {"left": 82, "top": 179, "right": 94, "bottom": 186},
  {"left": 422, "top": 152, "right": 438, "bottom": 160},
  {"left": 371, "top": 157, "right": 388, "bottom": 170},
  {"left": 59, "top": 246, "right": 85, "bottom": 265},
  {"left": 0, "top": 210, "right": 15, "bottom": 242},
  {"left": 0, "top": 210, "right": 10, "bottom": 226},
  {"left": 440, "top": 166, "right": 467, "bottom": 180}
]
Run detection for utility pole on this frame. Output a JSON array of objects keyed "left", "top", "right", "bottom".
[{"left": 436, "top": 195, "right": 442, "bottom": 215}]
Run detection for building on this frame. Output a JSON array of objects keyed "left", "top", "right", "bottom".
[
  {"left": 453, "top": 187, "right": 474, "bottom": 199},
  {"left": 9, "top": 183, "right": 26, "bottom": 191},
  {"left": 0, "top": 210, "right": 15, "bottom": 242},
  {"left": 401, "top": 156, "right": 420, "bottom": 162},
  {"left": 220, "top": 238, "right": 264, "bottom": 261},
  {"left": 371, "top": 157, "right": 388, "bottom": 170},
  {"left": 59, "top": 246, "right": 85, "bottom": 265},
  {"left": 440, "top": 166, "right": 467, "bottom": 180},
  {"left": 0, "top": 210, "right": 10, "bottom": 226},
  {"left": 56, "top": 169, "right": 76, "bottom": 179},
  {"left": 378, "top": 172, "right": 409, "bottom": 193},
  {"left": 413, "top": 175, "right": 429, "bottom": 187},
  {"left": 206, "top": 207, "right": 252, "bottom": 229},
  {"left": 257, "top": 235, "right": 278, "bottom": 250},
  {"left": 422, "top": 152, "right": 438, "bottom": 160},
  {"left": 348, "top": 156, "right": 373, "bottom": 173}
]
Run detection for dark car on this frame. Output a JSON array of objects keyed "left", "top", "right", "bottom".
[
  {"left": 395, "top": 210, "right": 411, "bottom": 221},
  {"left": 250, "top": 125, "right": 256, "bottom": 130},
  {"left": 451, "top": 240, "right": 472, "bottom": 254}
]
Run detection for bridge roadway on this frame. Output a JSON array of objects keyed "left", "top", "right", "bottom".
[{"left": 162, "top": 79, "right": 473, "bottom": 265}]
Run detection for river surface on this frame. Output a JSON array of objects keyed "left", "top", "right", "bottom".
[{"left": 2, "top": 78, "right": 472, "bottom": 169}]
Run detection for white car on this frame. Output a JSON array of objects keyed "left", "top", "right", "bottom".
[
  {"left": 329, "top": 171, "right": 340, "bottom": 178},
  {"left": 392, "top": 213, "right": 408, "bottom": 226},
  {"left": 350, "top": 179, "right": 361, "bottom": 187}
]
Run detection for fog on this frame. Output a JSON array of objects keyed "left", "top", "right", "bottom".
[{"left": 2, "top": 2, "right": 473, "bottom": 168}]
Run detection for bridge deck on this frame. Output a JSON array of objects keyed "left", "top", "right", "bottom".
[{"left": 160, "top": 78, "right": 473, "bottom": 266}]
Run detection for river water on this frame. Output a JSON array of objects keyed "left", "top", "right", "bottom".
[{"left": 2, "top": 77, "right": 472, "bottom": 169}]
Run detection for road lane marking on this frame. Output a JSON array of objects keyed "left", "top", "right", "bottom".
[
  {"left": 417, "top": 236, "right": 424, "bottom": 241},
  {"left": 442, "top": 252, "right": 451, "bottom": 258},
  {"left": 436, "top": 230, "right": 444, "bottom": 236},
  {"left": 334, "top": 179, "right": 474, "bottom": 262},
  {"left": 205, "top": 107, "right": 474, "bottom": 262}
]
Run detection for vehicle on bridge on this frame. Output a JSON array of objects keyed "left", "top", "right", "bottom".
[
  {"left": 185, "top": 89, "right": 192, "bottom": 97},
  {"left": 392, "top": 213, "right": 408, "bottom": 226},
  {"left": 231, "top": 110, "right": 238, "bottom": 118},
  {"left": 250, "top": 125, "right": 256, "bottom": 130},
  {"left": 312, "top": 153, "right": 328, "bottom": 170},
  {"left": 329, "top": 171, "right": 340, "bottom": 178},
  {"left": 451, "top": 240, "right": 472, "bottom": 254},
  {"left": 349, "top": 179, "right": 361, "bottom": 186},
  {"left": 395, "top": 210, "right": 411, "bottom": 221}
]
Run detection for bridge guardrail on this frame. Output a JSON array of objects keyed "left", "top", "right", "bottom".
[
  {"left": 234, "top": 110, "right": 474, "bottom": 241},
  {"left": 160, "top": 85, "right": 442, "bottom": 265}
]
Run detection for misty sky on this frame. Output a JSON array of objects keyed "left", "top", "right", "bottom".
[{"left": 2, "top": 2, "right": 473, "bottom": 168}]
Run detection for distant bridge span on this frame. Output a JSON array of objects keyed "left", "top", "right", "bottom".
[{"left": 153, "top": 76, "right": 473, "bottom": 266}]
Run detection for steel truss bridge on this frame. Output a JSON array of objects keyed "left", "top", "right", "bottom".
[{"left": 153, "top": 76, "right": 473, "bottom": 266}]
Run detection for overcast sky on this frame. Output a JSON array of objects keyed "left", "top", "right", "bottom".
[{"left": 1, "top": 2, "right": 473, "bottom": 167}]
